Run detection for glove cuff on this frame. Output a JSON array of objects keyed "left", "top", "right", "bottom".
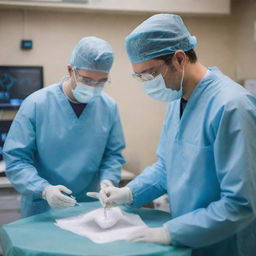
[
  {"left": 162, "top": 225, "right": 172, "bottom": 244},
  {"left": 42, "top": 187, "right": 47, "bottom": 200},
  {"left": 123, "top": 187, "right": 133, "bottom": 204},
  {"left": 42, "top": 185, "right": 52, "bottom": 200}
]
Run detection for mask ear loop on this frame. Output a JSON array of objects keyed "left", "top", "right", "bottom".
[
  {"left": 71, "top": 68, "right": 79, "bottom": 90},
  {"left": 173, "top": 51, "right": 185, "bottom": 90},
  {"left": 180, "top": 67, "right": 185, "bottom": 91}
]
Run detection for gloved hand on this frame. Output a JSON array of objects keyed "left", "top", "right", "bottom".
[
  {"left": 127, "top": 226, "right": 172, "bottom": 245},
  {"left": 42, "top": 185, "right": 76, "bottom": 209},
  {"left": 100, "top": 179, "right": 113, "bottom": 189},
  {"left": 87, "top": 186, "right": 133, "bottom": 207},
  {"left": 104, "top": 186, "right": 133, "bottom": 207},
  {"left": 86, "top": 180, "right": 114, "bottom": 205}
]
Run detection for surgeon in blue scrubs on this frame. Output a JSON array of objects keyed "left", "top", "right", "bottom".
[
  {"left": 94, "top": 14, "right": 256, "bottom": 256},
  {"left": 3, "top": 36, "right": 125, "bottom": 217}
]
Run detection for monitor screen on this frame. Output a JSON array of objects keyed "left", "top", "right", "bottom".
[
  {"left": 0, "top": 66, "right": 43, "bottom": 109},
  {"left": 0, "top": 120, "right": 13, "bottom": 162}
]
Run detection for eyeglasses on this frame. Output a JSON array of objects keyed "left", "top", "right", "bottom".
[
  {"left": 73, "top": 69, "right": 110, "bottom": 87},
  {"left": 132, "top": 63, "right": 166, "bottom": 82}
]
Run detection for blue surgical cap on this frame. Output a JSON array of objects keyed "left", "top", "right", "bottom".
[
  {"left": 69, "top": 36, "right": 114, "bottom": 73},
  {"left": 125, "top": 14, "right": 197, "bottom": 64}
]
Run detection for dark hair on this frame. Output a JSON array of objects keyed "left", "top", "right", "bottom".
[{"left": 155, "top": 48, "right": 197, "bottom": 64}]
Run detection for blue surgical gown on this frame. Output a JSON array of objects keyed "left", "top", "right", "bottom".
[
  {"left": 127, "top": 67, "right": 256, "bottom": 256},
  {"left": 3, "top": 83, "right": 125, "bottom": 217}
]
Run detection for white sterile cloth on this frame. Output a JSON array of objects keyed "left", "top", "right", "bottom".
[{"left": 55, "top": 207, "right": 148, "bottom": 243}]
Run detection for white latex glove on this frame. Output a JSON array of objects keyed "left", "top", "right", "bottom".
[
  {"left": 42, "top": 185, "right": 76, "bottom": 209},
  {"left": 100, "top": 179, "right": 113, "bottom": 189},
  {"left": 86, "top": 180, "right": 113, "bottom": 205},
  {"left": 104, "top": 186, "right": 133, "bottom": 207},
  {"left": 127, "top": 226, "right": 172, "bottom": 245},
  {"left": 87, "top": 186, "right": 132, "bottom": 207}
]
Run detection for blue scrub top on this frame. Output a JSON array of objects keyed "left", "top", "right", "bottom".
[
  {"left": 3, "top": 83, "right": 125, "bottom": 217},
  {"left": 127, "top": 67, "right": 256, "bottom": 256}
]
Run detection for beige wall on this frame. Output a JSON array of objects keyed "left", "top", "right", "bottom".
[
  {"left": 231, "top": 0, "right": 256, "bottom": 82},
  {"left": 0, "top": 0, "right": 255, "bottom": 175}
]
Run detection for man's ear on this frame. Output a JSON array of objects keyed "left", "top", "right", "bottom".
[
  {"left": 173, "top": 50, "right": 186, "bottom": 71},
  {"left": 67, "top": 65, "right": 73, "bottom": 76}
]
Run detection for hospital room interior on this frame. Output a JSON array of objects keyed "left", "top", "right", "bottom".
[{"left": 0, "top": 0, "right": 256, "bottom": 256}]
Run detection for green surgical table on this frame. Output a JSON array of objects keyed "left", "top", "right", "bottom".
[{"left": 0, "top": 202, "right": 191, "bottom": 256}]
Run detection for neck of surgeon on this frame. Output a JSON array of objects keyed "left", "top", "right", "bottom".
[{"left": 182, "top": 62, "right": 208, "bottom": 100}]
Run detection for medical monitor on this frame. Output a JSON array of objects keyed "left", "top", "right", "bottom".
[{"left": 0, "top": 66, "right": 43, "bottom": 109}]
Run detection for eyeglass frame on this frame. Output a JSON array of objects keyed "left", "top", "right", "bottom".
[
  {"left": 73, "top": 68, "right": 110, "bottom": 87},
  {"left": 132, "top": 62, "right": 167, "bottom": 82}
]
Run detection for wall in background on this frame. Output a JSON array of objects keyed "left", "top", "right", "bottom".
[
  {"left": 0, "top": 0, "right": 255, "bottom": 174},
  {"left": 231, "top": 0, "right": 256, "bottom": 83}
]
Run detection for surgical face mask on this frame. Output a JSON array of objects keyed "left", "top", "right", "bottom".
[
  {"left": 72, "top": 73, "right": 103, "bottom": 103},
  {"left": 142, "top": 68, "right": 184, "bottom": 102},
  {"left": 72, "top": 82, "right": 103, "bottom": 103}
]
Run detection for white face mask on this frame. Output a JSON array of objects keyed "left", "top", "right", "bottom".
[
  {"left": 142, "top": 68, "right": 184, "bottom": 102},
  {"left": 72, "top": 73, "right": 103, "bottom": 103}
]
